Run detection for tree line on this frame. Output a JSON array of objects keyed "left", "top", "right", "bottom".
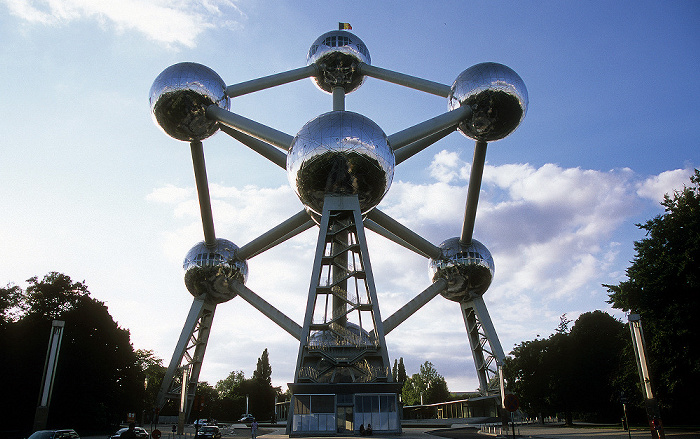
[
  {"left": 504, "top": 170, "right": 699, "bottom": 425},
  {"left": 0, "top": 274, "right": 281, "bottom": 438}
]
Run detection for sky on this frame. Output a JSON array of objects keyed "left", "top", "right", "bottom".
[{"left": 1, "top": 1, "right": 698, "bottom": 394}]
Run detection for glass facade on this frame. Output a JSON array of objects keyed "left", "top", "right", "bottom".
[
  {"left": 290, "top": 393, "right": 399, "bottom": 434},
  {"left": 292, "top": 394, "right": 336, "bottom": 433}
]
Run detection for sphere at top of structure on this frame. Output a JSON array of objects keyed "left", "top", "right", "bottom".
[
  {"left": 149, "top": 62, "right": 230, "bottom": 142},
  {"left": 183, "top": 238, "right": 248, "bottom": 304},
  {"left": 307, "top": 30, "right": 371, "bottom": 94},
  {"left": 448, "top": 62, "right": 528, "bottom": 141},
  {"left": 287, "top": 111, "right": 394, "bottom": 216},
  {"left": 430, "top": 237, "right": 495, "bottom": 302}
]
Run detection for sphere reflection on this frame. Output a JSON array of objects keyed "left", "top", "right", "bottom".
[
  {"left": 448, "top": 62, "right": 528, "bottom": 141},
  {"left": 307, "top": 30, "right": 371, "bottom": 93},
  {"left": 150, "top": 62, "right": 229, "bottom": 141},
  {"left": 430, "top": 238, "right": 495, "bottom": 302},
  {"left": 183, "top": 239, "right": 248, "bottom": 303},
  {"left": 287, "top": 111, "right": 394, "bottom": 216}
]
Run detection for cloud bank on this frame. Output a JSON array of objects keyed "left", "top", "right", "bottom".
[
  {"left": 2, "top": 0, "right": 244, "bottom": 47},
  {"left": 148, "top": 157, "right": 693, "bottom": 390}
]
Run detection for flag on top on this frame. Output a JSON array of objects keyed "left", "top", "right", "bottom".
[{"left": 339, "top": 22, "right": 352, "bottom": 30}]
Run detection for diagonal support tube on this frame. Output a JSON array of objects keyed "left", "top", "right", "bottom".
[
  {"left": 219, "top": 125, "right": 287, "bottom": 169},
  {"left": 394, "top": 126, "right": 455, "bottom": 165},
  {"left": 380, "top": 278, "right": 447, "bottom": 335},
  {"left": 388, "top": 106, "right": 471, "bottom": 151},
  {"left": 229, "top": 281, "right": 302, "bottom": 340},
  {"left": 190, "top": 141, "right": 216, "bottom": 246},
  {"left": 207, "top": 105, "right": 294, "bottom": 151},
  {"left": 236, "top": 210, "right": 314, "bottom": 260},
  {"left": 460, "top": 140, "right": 488, "bottom": 244},
  {"left": 359, "top": 63, "right": 452, "bottom": 97},
  {"left": 226, "top": 65, "right": 318, "bottom": 98},
  {"left": 364, "top": 219, "right": 431, "bottom": 259},
  {"left": 366, "top": 208, "right": 442, "bottom": 259}
]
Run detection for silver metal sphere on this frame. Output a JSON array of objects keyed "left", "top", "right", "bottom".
[
  {"left": 307, "top": 30, "right": 371, "bottom": 94},
  {"left": 287, "top": 111, "right": 394, "bottom": 216},
  {"left": 448, "top": 62, "right": 528, "bottom": 141},
  {"left": 430, "top": 238, "right": 495, "bottom": 302},
  {"left": 149, "top": 62, "right": 230, "bottom": 141},
  {"left": 183, "top": 238, "right": 248, "bottom": 303}
]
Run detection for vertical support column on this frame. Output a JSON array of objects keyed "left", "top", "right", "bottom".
[
  {"left": 461, "top": 297, "right": 505, "bottom": 396},
  {"left": 289, "top": 195, "right": 397, "bottom": 436},
  {"left": 157, "top": 297, "right": 217, "bottom": 430},
  {"left": 33, "top": 320, "right": 65, "bottom": 431}
]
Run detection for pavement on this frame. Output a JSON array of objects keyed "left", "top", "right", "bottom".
[{"left": 84, "top": 424, "right": 700, "bottom": 439}]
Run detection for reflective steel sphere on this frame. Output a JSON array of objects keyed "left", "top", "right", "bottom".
[
  {"left": 430, "top": 238, "right": 495, "bottom": 302},
  {"left": 307, "top": 30, "right": 371, "bottom": 93},
  {"left": 448, "top": 62, "right": 528, "bottom": 141},
  {"left": 287, "top": 111, "right": 394, "bottom": 216},
  {"left": 150, "top": 62, "right": 230, "bottom": 141},
  {"left": 183, "top": 239, "right": 248, "bottom": 303}
]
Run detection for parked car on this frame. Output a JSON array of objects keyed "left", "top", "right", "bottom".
[
  {"left": 28, "top": 430, "right": 80, "bottom": 439},
  {"left": 237, "top": 414, "right": 255, "bottom": 423},
  {"left": 197, "top": 426, "right": 221, "bottom": 439},
  {"left": 193, "top": 419, "right": 208, "bottom": 426},
  {"left": 109, "top": 427, "right": 149, "bottom": 439}
]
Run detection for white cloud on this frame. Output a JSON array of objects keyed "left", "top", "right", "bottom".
[
  {"left": 2, "top": 0, "right": 244, "bottom": 47},
  {"left": 636, "top": 168, "right": 695, "bottom": 202},
  {"left": 146, "top": 155, "right": 693, "bottom": 392}
]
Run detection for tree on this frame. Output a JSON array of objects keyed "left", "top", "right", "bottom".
[
  {"left": 401, "top": 361, "right": 449, "bottom": 405},
  {"left": 504, "top": 311, "right": 636, "bottom": 424},
  {"left": 1, "top": 273, "right": 142, "bottom": 434},
  {"left": 253, "top": 348, "right": 272, "bottom": 387},
  {"left": 397, "top": 357, "right": 407, "bottom": 383},
  {"left": 606, "top": 169, "right": 700, "bottom": 422},
  {"left": 136, "top": 349, "right": 166, "bottom": 422}
]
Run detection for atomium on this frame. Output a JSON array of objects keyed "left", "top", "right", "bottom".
[
  {"left": 430, "top": 237, "right": 495, "bottom": 302},
  {"left": 287, "top": 110, "right": 394, "bottom": 216},
  {"left": 307, "top": 30, "right": 371, "bottom": 94},
  {"left": 150, "top": 62, "right": 230, "bottom": 141},
  {"left": 151, "top": 28, "right": 529, "bottom": 428},
  {"left": 448, "top": 62, "right": 528, "bottom": 141},
  {"left": 183, "top": 238, "right": 248, "bottom": 303}
]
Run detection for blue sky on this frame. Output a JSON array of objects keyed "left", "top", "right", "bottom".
[{"left": 1, "top": 1, "right": 698, "bottom": 393}]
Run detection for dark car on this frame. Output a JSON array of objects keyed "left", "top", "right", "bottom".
[
  {"left": 237, "top": 414, "right": 255, "bottom": 423},
  {"left": 28, "top": 430, "right": 80, "bottom": 439},
  {"left": 197, "top": 426, "right": 221, "bottom": 439},
  {"left": 109, "top": 427, "right": 149, "bottom": 439}
]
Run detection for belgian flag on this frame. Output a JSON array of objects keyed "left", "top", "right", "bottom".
[{"left": 339, "top": 22, "right": 352, "bottom": 30}]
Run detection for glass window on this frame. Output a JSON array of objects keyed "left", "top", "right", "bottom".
[
  {"left": 313, "top": 395, "right": 335, "bottom": 413},
  {"left": 295, "top": 395, "right": 310, "bottom": 415}
]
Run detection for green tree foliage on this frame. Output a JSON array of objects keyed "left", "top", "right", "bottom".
[
  {"left": 0, "top": 273, "right": 142, "bottom": 435},
  {"left": 136, "top": 349, "right": 166, "bottom": 419},
  {"left": 606, "top": 169, "right": 700, "bottom": 422},
  {"left": 401, "top": 361, "right": 450, "bottom": 405},
  {"left": 503, "top": 311, "right": 635, "bottom": 424},
  {"left": 253, "top": 348, "right": 272, "bottom": 386},
  {"left": 210, "top": 350, "right": 280, "bottom": 422},
  {"left": 397, "top": 357, "right": 407, "bottom": 383}
]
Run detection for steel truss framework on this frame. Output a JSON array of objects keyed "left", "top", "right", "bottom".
[{"left": 152, "top": 30, "right": 525, "bottom": 434}]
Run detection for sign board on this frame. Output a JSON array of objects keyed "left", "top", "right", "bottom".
[
  {"left": 504, "top": 394, "right": 520, "bottom": 412},
  {"left": 152, "top": 430, "right": 161, "bottom": 439}
]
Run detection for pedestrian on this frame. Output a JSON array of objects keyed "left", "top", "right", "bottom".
[
  {"left": 120, "top": 423, "right": 137, "bottom": 439},
  {"left": 251, "top": 419, "right": 258, "bottom": 439},
  {"left": 359, "top": 424, "right": 365, "bottom": 436}
]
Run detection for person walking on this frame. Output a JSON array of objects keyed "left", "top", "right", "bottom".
[{"left": 251, "top": 419, "right": 258, "bottom": 439}]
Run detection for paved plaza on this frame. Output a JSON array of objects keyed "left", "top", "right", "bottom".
[{"left": 85, "top": 423, "right": 700, "bottom": 439}]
